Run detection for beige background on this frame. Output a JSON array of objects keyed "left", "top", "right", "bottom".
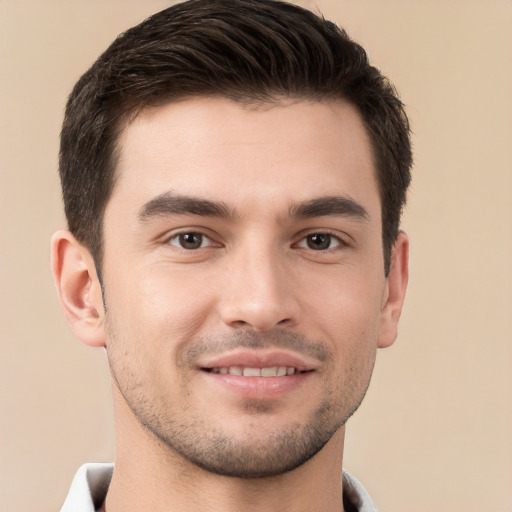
[{"left": 1, "top": 1, "right": 511, "bottom": 511}]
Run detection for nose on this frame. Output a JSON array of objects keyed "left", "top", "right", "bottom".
[{"left": 218, "top": 244, "right": 300, "bottom": 332}]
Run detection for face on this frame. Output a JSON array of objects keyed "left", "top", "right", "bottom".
[{"left": 100, "top": 98, "right": 398, "bottom": 477}]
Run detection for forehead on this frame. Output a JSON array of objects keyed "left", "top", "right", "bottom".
[{"left": 109, "top": 97, "right": 380, "bottom": 219}]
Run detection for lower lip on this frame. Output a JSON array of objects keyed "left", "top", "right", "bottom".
[{"left": 202, "top": 371, "right": 312, "bottom": 400}]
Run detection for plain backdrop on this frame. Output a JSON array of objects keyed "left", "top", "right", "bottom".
[{"left": 1, "top": 1, "right": 511, "bottom": 511}]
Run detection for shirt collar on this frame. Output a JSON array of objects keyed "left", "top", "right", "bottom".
[{"left": 60, "top": 463, "right": 113, "bottom": 512}]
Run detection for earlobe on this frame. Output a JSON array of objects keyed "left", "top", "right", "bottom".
[
  {"left": 377, "top": 232, "right": 409, "bottom": 349},
  {"left": 51, "top": 230, "right": 106, "bottom": 348}
]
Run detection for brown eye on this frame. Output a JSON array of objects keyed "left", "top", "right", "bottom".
[
  {"left": 169, "top": 232, "right": 207, "bottom": 250},
  {"left": 297, "top": 233, "right": 341, "bottom": 251},
  {"left": 307, "top": 234, "right": 331, "bottom": 250}
]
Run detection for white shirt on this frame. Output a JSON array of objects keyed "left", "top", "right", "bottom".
[{"left": 60, "top": 463, "right": 376, "bottom": 511}]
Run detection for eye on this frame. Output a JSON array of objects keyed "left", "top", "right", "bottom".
[
  {"left": 167, "top": 232, "right": 213, "bottom": 250},
  {"left": 297, "top": 233, "right": 341, "bottom": 251}
]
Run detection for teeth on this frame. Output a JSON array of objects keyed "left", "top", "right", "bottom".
[
  {"left": 243, "top": 367, "right": 261, "bottom": 377},
  {"left": 210, "top": 366, "right": 297, "bottom": 376},
  {"left": 261, "top": 366, "right": 278, "bottom": 377}
]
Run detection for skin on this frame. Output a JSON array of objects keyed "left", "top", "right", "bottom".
[{"left": 52, "top": 98, "right": 408, "bottom": 512}]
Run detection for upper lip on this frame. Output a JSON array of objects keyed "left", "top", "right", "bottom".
[{"left": 197, "top": 349, "right": 319, "bottom": 372}]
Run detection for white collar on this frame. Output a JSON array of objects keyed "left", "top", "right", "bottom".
[{"left": 60, "top": 463, "right": 113, "bottom": 512}]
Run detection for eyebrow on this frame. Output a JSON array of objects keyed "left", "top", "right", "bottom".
[
  {"left": 138, "top": 192, "right": 369, "bottom": 224},
  {"left": 289, "top": 195, "right": 369, "bottom": 221},
  {"left": 138, "top": 191, "right": 236, "bottom": 222}
]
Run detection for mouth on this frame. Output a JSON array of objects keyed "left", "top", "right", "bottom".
[
  {"left": 198, "top": 350, "right": 317, "bottom": 376},
  {"left": 203, "top": 366, "right": 305, "bottom": 377},
  {"left": 197, "top": 350, "right": 317, "bottom": 399}
]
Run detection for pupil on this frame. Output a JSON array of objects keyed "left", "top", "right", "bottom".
[
  {"left": 308, "top": 234, "right": 330, "bottom": 250},
  {"left": 180, "top": 233, "right": 202, "bottom": 249}
]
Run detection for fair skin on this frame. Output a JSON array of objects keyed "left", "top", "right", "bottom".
[{"left": 52, "top": 98, "right": 408, "bottom": 512}]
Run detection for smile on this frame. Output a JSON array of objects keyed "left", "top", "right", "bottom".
[
  {"left": 206, "top": 366, "right": 298, "bottom": 377},
  {"left": 201, "top": 363, "right": 313, "bottom": 400}
]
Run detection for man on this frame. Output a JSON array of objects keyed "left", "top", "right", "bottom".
[{"left": 52, "top": 0, "right": 412, "bottom": 510}]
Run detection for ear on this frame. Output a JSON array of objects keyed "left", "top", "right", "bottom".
[
  {"left": 377, "top": 231, "right": 409, "bottom": 349},
  {"left": 51, "top": 230, "right": 106, "bottom": 348}
]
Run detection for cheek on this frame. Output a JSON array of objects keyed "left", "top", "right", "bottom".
[
  {"left": 305, "top": 268, "right": 385, "bottom": 343},
  {"left": 102, "top": 270, "right": 207, "bottom": 405},
  {"left": 104, "top": 264, "right": 218, "bottom": 352},
  {"left": 304, "top": 270, "right": 383, "bottom": 396}
]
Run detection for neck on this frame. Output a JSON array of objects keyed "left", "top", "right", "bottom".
[{"left": 106, "top": 389, "right": 347, "bottom": 512}]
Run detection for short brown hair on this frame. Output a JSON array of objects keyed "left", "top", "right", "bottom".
[{"left": 59, "top": 0, "right": 412, "bottom": 274}]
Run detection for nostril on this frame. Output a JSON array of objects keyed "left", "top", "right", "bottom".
[
  {"left": 230, "top": 320, "right": 250, "bottom": 328},
  {"left": 220, "top": 297, "right": 298, "bottom": 332}
]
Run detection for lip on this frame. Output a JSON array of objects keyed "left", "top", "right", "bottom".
[
  {"left": 198, "top": 349, "right": 319, "bottom": 373},
  {"left": 198, "top": 349, "right": 317, "bottom": 400}
]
